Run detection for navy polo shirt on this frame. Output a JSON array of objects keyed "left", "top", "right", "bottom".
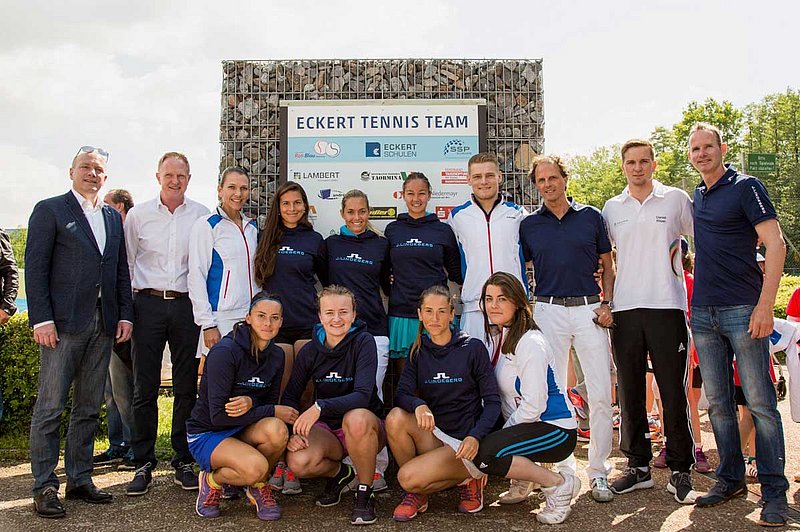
[
  {"left": 692, "top": 165, "right": 777, "bottom": 306},
  {"left": 520, "top": 198, "right": 612, "bottom": 297}
]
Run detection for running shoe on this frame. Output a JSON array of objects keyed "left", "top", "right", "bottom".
[
  {"left": 648, "top": 417, "right": 662, "bottom": 443},
  {"left": 196, "top": 471, "right": 222, "bottom": 518},
  {"left": 610, "top": 467, "right": 654, "bottom": 494},
  {"left": 174, "top": 462, "right": 199, "bottom": 490},
  {"left": 269, "top": 461, "right": 286, "bottom": 491},
  {"left": 654, "top": 446, "right": 668, "bottom": 469},
  {"left": 126, "top": 461, "right": 155, "bottom": 496},
  {"left": 590, "top": 476, "right": 614, "bottom": 502},
  {"left": 282, "top": 467, "right": 302, "bottom": 495},
  {"left": 349, "top": 471, "right": 388, "bottom": 493},
  {"left": 246, "top": 483, "right": 281, "bottom": 521},
  {"left": 317, "top": 463, "right": 355, "bottom": 507},
  {"left": 667, "top": 471, "right": 699, "bottom": 504},
  {"left": 351, "top": 483, "right": 377, "bottom": 525},
  {"left": 693, "top": 448, "right": 711, "bottom": 474},
  {"left": 537, "top": 472, "right": 581, "bottom": 525},
  {"left": 222, "top": 484, "right": 243, "bottom": 499},
  {"left": 567, "top": 387, "right": 587, "bottom": 419},
  {"left": 457, "top": 475, "right": 487, "bottom": 513},
  {"left": 694, "top": 480, "right": 746, "bottom": 507},
  {"left": 499, "top": 479, "right": 536, "bottom": 504},
  {"left": 576, "top": 427, "right": 590, "bottom": 442},
  {"left": 393, "top": 492, "right": 428, "bottom": 522}
]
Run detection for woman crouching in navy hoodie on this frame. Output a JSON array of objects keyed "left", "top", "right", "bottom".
[
  {"left": 474, "top": 272, "right": 579, "bottom": 525},
  {"left": 281, "top": 285, "right": 385, "bottom": 525},
  {"left": 188, "top": 292, "right": 299, "bottom": 521},
  {"left": 386, "top": 285, "right": 500, "bottom": 522}
]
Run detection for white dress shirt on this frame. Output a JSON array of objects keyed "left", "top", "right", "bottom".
[{"left": 125, "top": 195, "right": 210, "bottom": 292}]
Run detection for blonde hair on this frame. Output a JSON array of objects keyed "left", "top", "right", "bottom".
[
  {"left": 341, "top": 189, "right": 380, "bottom": 235},
  {"left": 158, "top": 151, "right": 190, "bottom": 173}
]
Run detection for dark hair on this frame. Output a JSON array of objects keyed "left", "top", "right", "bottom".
[
  {"left": 237, "top": 291, "right": 282, "bottom": 363},
  {"left": 409, "top": 285, "right": 454, "bottom": 361},
  {"left": 254, "top": 181, "right": 312, "bottom": 286},
  {"left": 402, "top": 172, "right": 432, "bottom": 193},
  {"left": 106, "top": 189, "right": 134, "bottom": 213},
  {"left": 479, "top": 272, "right": 537, "bottom": 354}
]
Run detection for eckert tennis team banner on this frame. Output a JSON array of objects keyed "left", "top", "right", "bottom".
[{"left": 281, "top": 99, "right": 487, "bottom": 236}]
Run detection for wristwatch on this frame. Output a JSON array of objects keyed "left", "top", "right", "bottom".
[{"left": 601, "top": 300, "right": 614, "bottom": 310}]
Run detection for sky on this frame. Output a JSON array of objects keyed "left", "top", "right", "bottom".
[{"left": 1, "top": 0, "right": 799, "bottom": 227}]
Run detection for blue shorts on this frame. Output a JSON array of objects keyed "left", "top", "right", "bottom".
[{"left": 187, "top": 427, "right": 244, "bottom": 472}]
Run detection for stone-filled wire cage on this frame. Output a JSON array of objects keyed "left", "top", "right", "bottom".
[{"left": 220, "top": 59, "right": 544, "bottom": 224}]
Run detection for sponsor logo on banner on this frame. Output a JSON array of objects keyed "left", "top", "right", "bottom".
[
  {"left": 440, "top": 168, "right": 468, "bottom": 184},
  {"left": 435, "top": 205, "right": 456, "bottom": 219},
  {"left": 443, "top": 139, "right": 473, "bottom": 158},
  {"left": 360, "top": 171, "right": 407, "bottom": 181},
  {"left": 364, "top": 142, "right": 417, "bottom": 159},
  {"left": 366, "top": 142, "right": 381, "bottom": 157},
  {"left": 293, "top": 170, "right": 340, "bottom": 181},
  {"left": 392, "top": 190, "right": 458, "bottom": 201},
  {"left": 308, "top": 205, "right": 318, "bottom": 221},
  {"left": 392, "top": 190, "right": 404, "bottom": 199},
  {"left": 318, "top": 189, "right": 343, "bottom": 200},
  {"left": 294, "top": 141, "right": 341, "bottom": 159},
  {"left": 369, "top": 206, "right": 397, "bottom": 220}
]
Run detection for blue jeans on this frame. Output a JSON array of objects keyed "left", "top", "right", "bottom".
[
  {"left": 30, "top": 309, "right": 113, "bottom": 493},
  {"left": 691, "top": 305, "right": 789, "bottom": 503},
  {"left": 105, "top": 350, "right": 134, "bottom": 452}
]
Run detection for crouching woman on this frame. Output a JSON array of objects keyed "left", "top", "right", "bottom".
[
  {"left": 386, "top": 285, "right": 501, "bottom": 522},
  {"left": 475, "top": 272, "right": 579, "bottom": 525},
  {"left": 187, "top": 292, "right": 299, "bottom": 521}
]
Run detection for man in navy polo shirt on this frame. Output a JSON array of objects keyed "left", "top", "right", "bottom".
[
  {"left": 688, "top": 122, "right": 788, "bottom": 526},
  {"left": 520, "top": 155, "right": 616, "bottom": 503}
]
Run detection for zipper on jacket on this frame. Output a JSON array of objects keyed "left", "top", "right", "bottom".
[
  {"left": 223, "top": 270, "right": 231, "bottom": 299},
  {"left": 222, "top": 213, "right": 255, "bottom": 300}
]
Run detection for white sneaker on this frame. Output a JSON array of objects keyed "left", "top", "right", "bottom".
[
  {"left": 499, "top": 479, "right": 536, "bottom": 504},
  {"left": 537, "top": 473, "right": 581, "bottom": 525},
  {"left": 591, "top": 476, "right": 614, "bottom": 502}
]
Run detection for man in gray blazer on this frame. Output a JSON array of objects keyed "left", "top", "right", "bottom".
[{"left": 25, "top": 146, "right": 134, "bottom": 518}]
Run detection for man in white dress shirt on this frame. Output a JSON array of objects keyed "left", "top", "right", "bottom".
[{"left": 124, "top": 152, "right": 209, "bottom": 496}]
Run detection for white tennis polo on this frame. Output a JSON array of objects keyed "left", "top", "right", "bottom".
[{"left": 602, "top": 179, "right": 693, "bottom": 312}]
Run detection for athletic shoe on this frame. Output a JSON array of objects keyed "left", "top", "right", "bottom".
[
  {"left": 282, "top": 467, "right": 302, "bottom": 495},
  {"left": 576, "top": 427, "right": 590, "bottom": 442},
  {"left": 93, "top": 447, "right": 127, "bottom": 465},
  {"left": 590, "top": 476, "right": 614, "bottom": 502},
  {"left": 393, "top": 492, "right": 428, "bottom": 522},
  {"left": 537, "top": 472, "right": 581, "bottom": 525},
  {"left": 693, "top": 448, "right": 711, "bottom": 474},
  {"left": 174, "top": 462, "right": 199, "bottom": 490},
  {"left": 317, "top": 463, "right": 355, "bottom": 507},
  {"left": 654, "top": 446, "right": 668, "bottom": 469},
  {"left": 499, "top": 479, "right": 536, "bottom": 504},
  {"left": 222, "top": 484, "right": 243, "bottom": 499},
  {"left": 610, "top": 467, "right": 654, "bottom": 494},
  {"left": 694, "top": 480, "right": 747, "bottom": 508},
  {"left": 246, "top": 484, "right": 281, "bottom": 521},
  {"left": 195, "top": 471, "right": 222, "bottom": 518},
  {"left": 351, "top": 483, "right": 377, "bottom": 525},
  {"left": 348, "top": 471, "right": 388, "bottom": 493},
  {"left": 126, "top": 461, "right": 155, "bottom": 496},
  {"left": 117, "top": 457, "right": 137, "bottom": 471},
  {"left": 758, "top": 499, "right": 789, "bottom": 527},
  {"left": 667, "top": 471, "right": 699, "bottom": 504},
  {"left": 269, "top": 461, "right": 286, "bottom": 491},
  {"left": 567, "top": 387, "right": 587, "bottom": 419},
  {"left": 746, "top": 457, "right": 759, "bottom": 479},
  {"left": 457, "top": 475, "right": 487, "bottom": 513}
]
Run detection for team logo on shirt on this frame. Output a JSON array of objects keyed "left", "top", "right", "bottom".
[
  {"left": 316, "top": 371, "right": 354, "bottom": 384},
  {"left": 335, "top": 253, "right": 374, "bottom": 265},
  {"left": 655, "top": 215, "right": 667, "bottom": 223},
  {"left": 278, "top": 245, "right": 305, "bottom": 256},
  {"left": 396, "top": 238, "right": 433, "bottom": 248},
  {"left": 237, "top": 376, "right": 267, "bottom": 389},
  {"left": 424, "top": 372, "right": 463, "bottom": 384}
]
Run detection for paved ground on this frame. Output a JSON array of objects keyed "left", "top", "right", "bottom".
[{"left": 2, "top": 397, "right": 799, "bottom": 531}]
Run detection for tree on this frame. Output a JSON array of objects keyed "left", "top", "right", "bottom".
[
  {"left": 8, "top": 228, "right": 26, "bottom": 270},
  {"left": 566, "top": 145, "right": 625, "bottom": 209}
]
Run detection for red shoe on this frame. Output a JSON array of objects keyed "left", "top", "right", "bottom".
[
  {"left": 457, "top": 476, "right": 487, "bottom": 513},
  {"left": 576, "top": 427, "right": 590, "bottom": 442},
  {"left": 393, "top": 492, "right": 428, "bottom": 522}
]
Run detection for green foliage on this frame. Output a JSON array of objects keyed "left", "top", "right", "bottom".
[
  {"left": 774, "top": 274, "right": 800, "bottom": 319},
  {"left": 8, "top": 228, "right": 26, "bottom": 270},
  {"left": 0, "top": 313, "right": 41, "bottom": 434},
  {"left": 566, "top": 144, "right": 626, "bottom": 209}
]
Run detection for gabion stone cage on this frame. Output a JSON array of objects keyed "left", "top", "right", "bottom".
[{"left": 220, "top": 59, "right": 544, "bottom": 223}]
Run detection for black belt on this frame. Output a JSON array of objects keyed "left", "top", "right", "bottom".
[
  {"left": 138, "top": 288, "right": 189, "bottom": 300},
  {"left": 535, "top": 295, "right": 601, "bottom": 307}
]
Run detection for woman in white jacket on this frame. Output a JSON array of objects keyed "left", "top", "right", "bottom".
[
  {"left": 188, "top": 167, "right": 259, "bottom": 367},
  {"left": 474, "top": 272, "right": 579, "bottom": 525}
]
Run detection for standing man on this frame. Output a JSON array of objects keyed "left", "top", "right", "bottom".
[
  {"left": 602, "top": 139, "right": 698, "bottom": 504},
  {"left": 447, "top": 152, "right": 527, "bottom": 344},
  {"left": 125, "top": 153, "right": 209, "bottom": 496},
  {"left": 688, "top": 123, "right": 788, "bottom": 526},
  {"left": 93, "top": 190, "right": 137, "bottom": 470},
  {"left": 519, "top": 154, "right": 616, "bottom": 503},
  {"left": 26, "top": 146, "right": 133, "bottom": 518}
]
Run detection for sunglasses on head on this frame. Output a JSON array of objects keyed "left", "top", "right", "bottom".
[{"left": 76, "top": 145, "right": 109, "bottom": 160}]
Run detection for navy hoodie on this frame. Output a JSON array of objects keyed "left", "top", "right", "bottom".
[
  {"left": 281, "top": 320, "right": 384, "bottom": 429},
  {"left": 187, "top": 325, "right": 285, "bottom": 434},
  {"left": 320, "top": 228, "right": 391, "bottom": 336},
  {"left": 395, "top": 328, "right": 500, "bottom": 440},
  {"left": 385, "top": 213, "right": 463, "bottom": 318},
  {"left": 261, "top": 225, "right": 326, "bottom": 329}
]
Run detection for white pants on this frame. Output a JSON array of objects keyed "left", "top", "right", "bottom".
[
  {"left": 196, "top": 315, "right": 243, "bottom": 358},
  {"left": 534, "top": 301, "right": 613, "bottom": 479},
  {"left": 459, "top": 310, "right": 491, "bottom": 352}
]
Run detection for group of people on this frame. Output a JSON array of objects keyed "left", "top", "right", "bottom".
[{"left": 23, "top": 121, "right": 796, "bottom": 527}]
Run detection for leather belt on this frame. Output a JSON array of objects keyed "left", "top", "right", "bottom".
[
  {"left": 535, "top": 295, "right": 601, "bottom": 307},
  {"left": 138, "top": 288, "right": 189, "bottom": 300}
]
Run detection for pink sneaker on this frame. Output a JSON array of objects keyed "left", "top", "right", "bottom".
[
  {"left": 654, "top": 446, "right": 667, "bottom": 469},
  {"left": 694, "top": 448, "right": 711, "bottom": 473}
]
